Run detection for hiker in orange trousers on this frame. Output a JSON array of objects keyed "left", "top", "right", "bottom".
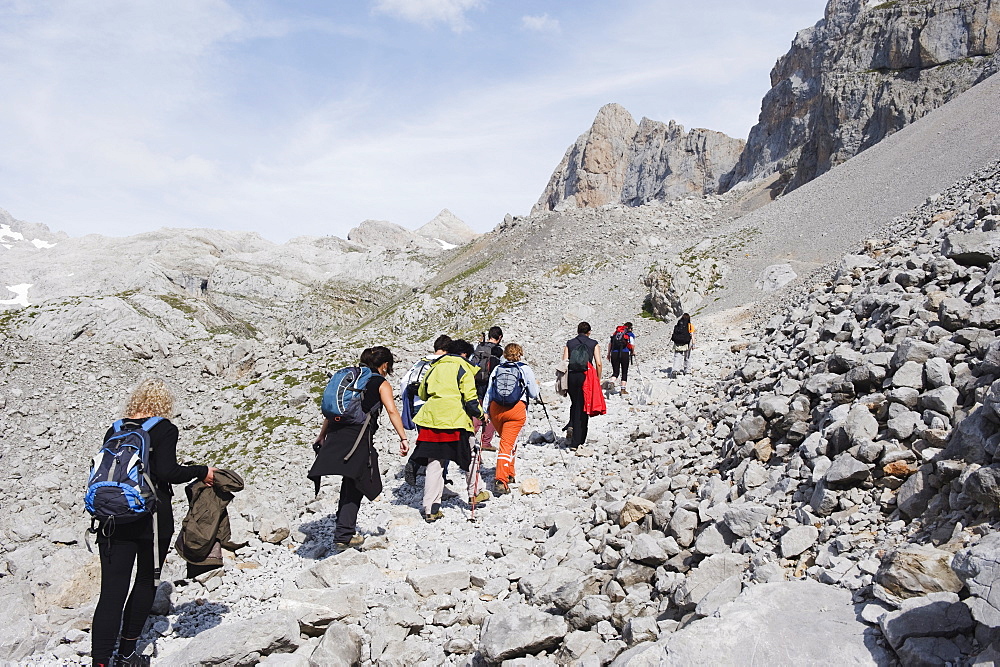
[{"left": 484, "top": 344, "right": 540, "bottom": 495}]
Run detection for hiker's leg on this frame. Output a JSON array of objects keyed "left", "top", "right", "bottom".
[
  {"left": 334, "top": 476, "right": 364, "bottom": 543},
  {"left": 610, "top": 352, "right": 621, "bottom": 380},
  {"left": 92, "top": 539, "right": 140, "bottom": 665},
  {"left": 673, "top": 350, "right": 683, "bottom": 375},
  {"left": 119, "top": 536, "right": 167, "bottom": 656},
  {"left": 423, "top": 459, "right": 445, "bottom": 514},
  {"left": 581, "top": 412, "right": 590, "bottom": 445},
  {"left": 567, "top": 371, "right": 586, "bottom": 447},
  {"left": 482, "top": 418, "right": 496, "bottom": 449},
  {"left": 492, "top": 403, "right": 520, "bottom": 484},
  {"left": 504, "top": 402, "right": 526, "bottom": 481},
  {"left": 684, "top": 348, "right": 692, "bottom": 373},
  {"left": 620, "top": 353, "right": 630, "bottom": 385}
]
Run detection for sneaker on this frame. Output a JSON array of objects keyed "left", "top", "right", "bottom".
[
  {"left": 332, "top": 534, "right": 365, "bottom": 552},
  {"left": 404, "top": 458, "right": 418, "bottom": 487},
  {"left": 494, "top": 479, "right": 510, "bottom": 495},
  {"left": 115, "top": 652, "right": 151, "bottom": 667},
  {"left": 470, "top": 490, "right": 491, "bottom": 505}
]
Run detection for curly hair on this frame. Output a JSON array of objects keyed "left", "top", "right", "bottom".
[
  {"left": 124, "top": 378, "right": 175, "bottom": 418},
  {"left": 503, "top": 343, "right": 523, "bottom": 361}
]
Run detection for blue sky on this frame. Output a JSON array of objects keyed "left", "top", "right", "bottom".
[{"left": 0, "top": 0, "right": 828, "bottom": 242}]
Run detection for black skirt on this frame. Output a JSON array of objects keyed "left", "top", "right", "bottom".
[{"left": 308, "top": 421, "right": 383, "bottom": 500}]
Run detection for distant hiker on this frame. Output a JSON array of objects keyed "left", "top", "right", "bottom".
[
  {"left": 484, "top": 343, "right": 540, "bottom": 495},
  {"left": 400, "top": 335, "right": 456, "bottom": 495},
  {"left": 470, "top": 326, "right": 504, "bottom": 451},
  {"left": 562, "top": 321, "right": 603, "bottom": 449},
  {"left": 671, "top": 313, "right": 695, "bottom": 377},
  {"left": 607, "top": 321, "right": 636, "bottom": 394},
  {"left": 89, "top": 378, "right": 216, "bottom": 667},
  {"left": 411, "top": 338, "right": 490, "bottom": 522},
  {"left": 310, "top": 346, "right": 408, "bottom": 551}
]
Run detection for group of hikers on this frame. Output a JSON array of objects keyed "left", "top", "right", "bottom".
[{"left": 85, "top": 315, "right": 696, "bottom": 666}]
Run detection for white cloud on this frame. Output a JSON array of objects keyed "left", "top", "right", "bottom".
[
  {"left": 372, "top": 0, "right": 485, "bottom": 31},
  {"left": 521, "top": 14, "right": 560, "bottom": 34}
]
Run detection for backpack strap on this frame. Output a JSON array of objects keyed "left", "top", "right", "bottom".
[
  {"left": 111, "top": 419, "right": 125, "bottom": 432},
  {"left": 141, "top": 416, "right": 163, "bottom": 431},
  {"left": 343, "top": 412, "right": 373, "bottom": 462}
]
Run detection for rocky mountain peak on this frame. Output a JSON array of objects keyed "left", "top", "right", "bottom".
[
  {"left": 416, "top": 209, "right": 479, "bottom": 248},
  {"left": 533, "top": 104, "right": 744, "bottom": 214},
  {"left": 722, "top": 0, "right": 1000, "bottom": 194}
]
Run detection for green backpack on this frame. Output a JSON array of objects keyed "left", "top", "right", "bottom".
[{"left": 568, "top": 341, "right": 592, "bottom": 372}]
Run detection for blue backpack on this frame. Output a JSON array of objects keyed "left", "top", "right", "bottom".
[
  {"left": 85, "top": 417, "right": 161, "bottom": 523},
  {"left": 490, "top": 362, "right": 526, "bottom": 407},
  {"left": 322, "top": 366, "right": 374, "bottom": 423}
]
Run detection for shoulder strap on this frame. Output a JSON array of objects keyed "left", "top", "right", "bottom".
[
  {"left": 112, "top": 419, "right": 125, "bottom": 432},
  {"left": 141, "top": 417, "right": 163, "bottom": 431},
  {"left": 343, "top": 412, "right": 373, "bottom": 462}
]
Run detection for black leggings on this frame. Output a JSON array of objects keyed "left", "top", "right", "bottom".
[
  {"left": 567, "top": 371, "right": 589, "bottom": 448},
  {"left": 335, "top": 476, "right": 365, "bottom": 543},
  {"left": 92, "top": 538, "right": 170, "bottom": 663},
  {"left": 610, "top": 350, "right": 631, "bottom": 382}
]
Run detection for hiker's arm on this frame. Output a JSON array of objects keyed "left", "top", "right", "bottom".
[
  {"left": 594, "top": 344, "right": 603, "bottom": 377},
  {"left": 460, "top": 366, "right": 483, "bottom": 420},
  {"left": 482, "top": 371, "right": 494, "bottom": 415},
  {"left": 314, "top": 418, "right": 330, "bottom": 448},
  {"left": 153, "top": 421, "right": 209, "bottom": 484},
  {"left": 561, "top": 345, "right": 568, "bottom": 361},
  {"left": 524, "top": 366, "right": 541, "bottom": 399},
  {"left": 378, "top": 381, "right": 409, "bottom": 456}
]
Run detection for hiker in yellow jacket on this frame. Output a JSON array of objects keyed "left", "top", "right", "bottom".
[{"left": 411, "top": 339, "right": 490, "bottom": 522}]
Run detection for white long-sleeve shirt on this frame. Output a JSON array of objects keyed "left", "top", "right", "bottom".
[{"left": 483, "top": 361, "right": 540, "bottom": 413}]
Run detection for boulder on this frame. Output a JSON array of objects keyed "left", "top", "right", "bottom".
[
  {"left": 660, "top": 580, "right": 892, "bottom": 664},
  {"left": 879, "top": 593, "right": 974, "bottom": 651},
  {"left": 518, "top": 566, "right": 591, "bottom": 611},
  {"left": 780, "top": 525, "right": 819, "bottom": 559},
  {"left": 674, "top": 553, "right": 748, "bottom": 608},
  {"left": 941, "top": 230, "right": 1000, "bottom": 267},
  {"left": 824, "top": 453, "right": 870, "bottom": 488},
  {"left": 951, "top": 533, "right": 1000, "bottom": 626},
  {"left": 279, "top": 586, "right": 367, "bottom": 635},
  {"left": 307, "top": 622, "right": 362, "bottom": 667},
  {"left": 721, "top": 503, "right": 775, "bottom": 538},
  {"left": 406, "top": 563, "right": 471, "bottom": 596},
  {"left": 896, "top": 464, "right": 935, "bottom": 519},
  {"left": 964, "top": 465, "right": 1000, "bottom": 510},
  {"left": 159, "top": 611, "right": 300, "bottom": 666},
  {"left": 619, "top": 497, "right": 656, "bottom": 527},
  {"left": 875, "top": 545, "right": 963, "bottom": 600},
  {"left": 478, "top": 604, "right": 568, "bottom": 663}
]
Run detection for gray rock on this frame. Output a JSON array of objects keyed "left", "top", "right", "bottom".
[
  {"left": 939, "top": 298, "right": 972, "bottom": 331},
  {"left": 630, "top": 534, "right": 668, "bottom": 566},
  {"left": 478, "top": 604, "right": 568, "bottom": 663},
  {"left": 0, "top": 587, "right": 46, "bottom": 661},
  {"left": 519, "top": 566, "right": 591, "bottom": 611},
  {"left": 879, "top": 593, "right": 974, "bottom": 651},
  {"left": 941, "top": 230, "right": 1000, "bottom": 267},
  {"left": 406, "top": 563, "right": 471, "bottom": 596},
  {"left": 887, "top": 411, "right": 923, "bottom": 440},
  {"left": 258, "top": 510, "right": 290, "bottom": 544},
  {"left": 308, "top": 622, "right": 363, "bottom": 667},
  {"left": 780, "top": 525, "right": 819, "bottom": 559},
  {"left": 824, "top": 453, "right": 870, "bottom": 488},
  {"left": 756, "top": 264, "right": 797, "bottom": 292},
  {"left": 895, "top": 636, "right": 963, "bottom": 667},
  {"left": 661, "top": 580, "right": 892, "bottom": 664},
  {"left": 896, "top": 464, "right": 935, "bottom": 519},
  {"left": 566, "top": 595, "right": 614, "bottom": 630},
  {"left": 694, "top": 522, "right": 733, "bottom": 556},
  {"left": 920, "top": 386, "right": 959, "bottom": 418},
  {"left": 668, "top": 507, "right": 698, "bottom": 547},
  {"left": 694, "top": 574, "right": 743, "bottom": 617},
  {"left": 674, "top": 553, "right": 748, "bottom": 608},
  {"left": 893, "top": 361, "right": 925, "bottom": 390},
  {"left": 951, "top": 533, "right": 1000, "bottom": 627},
  {"left": 295, "top": 550, "right": 385, "bottom": 589},
  {"left": 622, "top": 616, "right": 659, "bottom": 646},
  {"left": 923, "top": 357, "right": 952, "bottom": 388},
  {"left": 875, "top": 545, "right": 963, "bottom": 600},
  {"left": 844, "top": 404, "right": 878, "bottom": 445},
  {"left": 733, "top": 414, "right": 767, "bottom": 445},
  {"left": 159, "top": 611, "right": 300, "bottom": 666},
  {"left": 721, "top": 503, "right": 775, "bottom": 538},
  {"left": 279, "top": 586, "right": 367, "bottom": 636}
]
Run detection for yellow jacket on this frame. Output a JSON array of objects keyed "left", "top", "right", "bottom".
[{"left": 414, "top": 354, "right": 482, "bottom": 431}]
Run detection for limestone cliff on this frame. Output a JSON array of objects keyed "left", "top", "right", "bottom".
[
  {"left": 533, "top": 104, "right": 745, "bottom": 214},
  {"left": 723, "top": 0, "right": 1000, "bottom": 194}
]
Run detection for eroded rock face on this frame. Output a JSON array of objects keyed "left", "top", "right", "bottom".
[
  {"left": 533, "top": 104, "right": 744, "bottom": 214},
  {"left": 724, "top": 0, "right": 1000, "bottom": 194}
]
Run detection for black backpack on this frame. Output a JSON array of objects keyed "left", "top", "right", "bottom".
[
  {"left": 672, "top": 320, "right": 692, "bottom": 345},
  {"left": 567, "top": 339, "right": 592, "bottom": 372},
  {"left": 610, "top": 330, "right": 629, "bottom": 352},
  {"left": 470, "top": 342, "right": 501, "bottom": 386}
]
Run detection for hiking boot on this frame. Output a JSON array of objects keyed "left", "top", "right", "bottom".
[
  {"left": 442, "top": 486, "right": 459, "bottom": 500},
  {"left": 424, "top": 510, "right": 444, "bottom": 523},
  {"left": 404, "top": 458, "right": 418, "bottom": 487},
  {"left": 332, "top": 534, "right": 364, "bottom": 552},
  {"left": 470, "top": 491, "right": 491, "bottom": 505},
  {"left": 565, "top": 426, "right": 574, "bottom": 444},
  {"left": 494, "top": 479, "right": 510, "bottom": 495},
  {"left": 115, "top": 652, "right": 150, "bottom": 667},
  {"left": 481, "top": 442, "right": 497, "bottom": 452},
  {"left": 620, "top": 387, "right": 629, "bottom": 395}
]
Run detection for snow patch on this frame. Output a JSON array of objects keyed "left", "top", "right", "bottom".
[
  {"left": 0, "top": 284, "right": 32, "bottom": 307},
  {"left": 435, "top": 238, "right": 458, "bottom": 250},
  {"left": 31, "top": 238, "right": 55, "bottom": 249},
  {"left": 0, "top": 224, "right": 25, "bottom": 243}
]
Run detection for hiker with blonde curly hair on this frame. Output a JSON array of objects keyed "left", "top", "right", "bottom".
[
  {"left": 91, "top": 378, "right": 216, "bottom": 667},
  {"left": 484, "top": 343, "right": 540, "bottom": 495}
]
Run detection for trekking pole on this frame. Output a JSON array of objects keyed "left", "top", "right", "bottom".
[{"left": 469, "top": 434, "right": 483, "bottom": 522}]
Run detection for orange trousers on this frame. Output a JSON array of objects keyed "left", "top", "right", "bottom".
[{"left": 489, "top": 401, "right": 526, "bottom": 484}]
